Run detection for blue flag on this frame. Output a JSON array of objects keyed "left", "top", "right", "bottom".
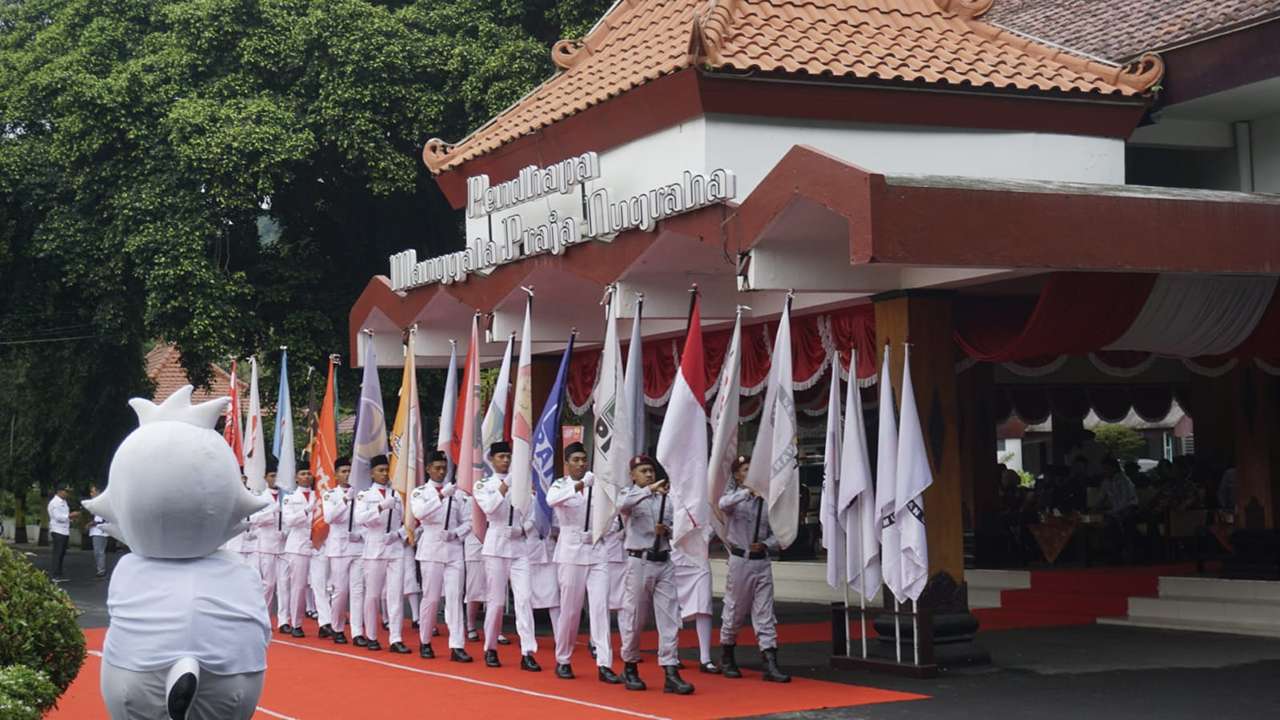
[
  {"left": 273, "top": 349, "right": 297, "bottom": 491},
  {"left": 531, "top": 334, "right": 575, "bottom": 537}
]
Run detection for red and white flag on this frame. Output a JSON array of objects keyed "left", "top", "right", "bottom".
[
  {"left": 244, "top": 357, "right": 267, "bottom": 492},
  {"left": 707, "top": 309, "right": 742, "bottom": 543},
  {"left": 659, "top": 292, "right": 710, "bottom": 559},
  {"left": 223, "top": 360, "right": 244, "bottom": 466},
  {"left": 509, "top": 296, "right": 535, "bottom": 517},
  {"left": 453, "top": 315, "right": 486, "bottom": 540},
  {"left": 895, "top": 346, "right": 933, "bottom": 602}
]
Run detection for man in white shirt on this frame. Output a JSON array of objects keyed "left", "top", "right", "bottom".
[
  {"left": 474, "top": 441, "right": 540, "bottom": 671},
  {"left": 546, "top": 442, "right": 622, "bottom": 683},
  {"left": 282, "top": 467, "right": 319, "bottom": 638},
  {"left": 356, "top": 454, "right": 411, "bottom": 654},
  {"left": 249, "top": 464, "right": 291, "bottom": 633},
  {"left": 322, "top": 456, "right": 365, "bottom": 646},
  {"left": 47, "top": 484, "right": 80, "bottom": 582},
  {"left": 87, "top": 483, "right": 110, "bottom": 578},
  {"left": 410, "top": 450, "right": 473, "bottom": 662}
]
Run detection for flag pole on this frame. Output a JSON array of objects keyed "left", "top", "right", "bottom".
[{"left": 894, "top": 597, "right": 902, "bottom": 663}]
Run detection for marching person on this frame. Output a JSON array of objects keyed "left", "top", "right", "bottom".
[
  {"left": 618, "top": 455, "right": 694, "bottom": 695},
  {"left": 718, "top": 457, "right": 790, "bottom": 682},
  {"left": 410, "top": 451, "right": 473, "bottom": 663},
  {"left": 403, "top": 539, "right": 423, "bottom": 630},
  {"left": 528, "top": 509, "right": 561, "bottom": 652},
  {"left": 282, "top": 467, "right": 319, "bottom": 637},
  {"left": 661, "top": 456, "right": 719, "bottom": 675},
  {"left": 356, "top": 455, "right": 411, "bottom": 653},
  {"left": 249, "top": 463, "right": 291, "bottom": 632},
  {"left": 322, "top": 456, "right": 365, "bottom": 645},
  {"left": 463, "top": 511, "right": 487, "bottom": 643},
  {"left": 546, "top": 442, "right": 622, "bottom": 683},
  {"left": 473, "top": 441, "right": 540, "bottom": 671}
]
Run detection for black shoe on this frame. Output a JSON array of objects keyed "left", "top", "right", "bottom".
[
  {"left": 420, "top": 644, "right": 435, "bottom": 659},
  {"left": 382, "top": 621, "right": 389, "bottom": 630},
  {"left": 484, "top": 650, "right": 501, "bottom": 667},
  {"left": 466, "top": 629, "right": 480, "bottom": 642},
  {"left": 318, "top": 624, "right": 333, "bottom": 639},
  {"left": 623, "top": 662, "right": 646, "bottom": 691},
  {"left": 598, "top": 667, "right": 621, "bottom": 684},
  {"left": 675, "top": 660, "right": 687, "bottom": 670},
  {"left": 432, "top": 626, "right": 440, "bottom": 637},
  {"left": 390, "top": 642, "right": 411, "bottom": 654},
  {"left": 366, "top": 640, "right": 382, "bottom": 652},
  {"left": 589, "top": 643, "right": 597, "bottom": 659},
  {"left": 306, "top": 610, "right": 318, "bottom": 620},
  {"left": 412, "top": 620, "right": 420, "bottom": 629},
  {"left": 721, "top": 644, "right": 742, "bottom": 679},
  {"left": 699, "top": 661, "right": 721, "bottom": 674},
  {"left": 333, "top": 632, "right": 348, "bottom": 645},
  {"left": 451, "top": 648, "right": 473, "bottom": 663},
  {"left": 521, "top": 653, "right": 542, "bottom": 672},
  {"left": 278, "top": 624, "right": 293, "bottom": 635},
  {"left": 761, "top": 649, "right": 791, "bottom": 683},
  {"left": 497, "top": 634, "right": 512, "bottom": 646},
  {"left": 663, "top": 666, "right": 694, "bottom": 695},
  {"left": 291, "top": 627, "right": 305, "bottom": 638},
  {"left": 353, "top": 635, "right": 368, "bottom": 648},
  {"left": 555, "top": 663, "right": 574, "bottom": 679}
]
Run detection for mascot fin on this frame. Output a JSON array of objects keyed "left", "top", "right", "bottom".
[{"left": 165, "top": 656, "right": 200, "bottom": 720}]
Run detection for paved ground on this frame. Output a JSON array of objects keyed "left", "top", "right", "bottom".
[{"left": 16, "top": 541, "right": 1280, "bottom": 719}]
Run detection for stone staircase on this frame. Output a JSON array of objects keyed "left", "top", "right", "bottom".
[
  {"left": 1099, "top": 576, "right": 1280, "bottom": 638},
  {"left": 966, "top": 569, "right": 1030, "bottom": 609}
]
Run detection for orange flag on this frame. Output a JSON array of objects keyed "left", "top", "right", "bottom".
[{"left": 310, "top": 356, "right": 339, "bottom": 548}]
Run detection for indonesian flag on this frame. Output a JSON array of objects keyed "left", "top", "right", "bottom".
[
  {"left": 437, "top": 341, "right": 458, "bottom": 482},
  {"left": 590, "top": 290, "right": 630, "bottom": 543},
  {"left": 707, "top": 309, "right": 742, "bottom": 543},
  {"left": 820, "top": 359, "right": 845, "bottom": 590},
  {"left": 389, "top": 329, "right": 425, "bottom": 540},
  {"left": 659, "top": 293, "right": 710, "bottom": 559},
  {"left": 310, "top": 356, "right": 339, "bottom": 548},
  {"left": 244, "top": 358, "right": 267, "bottom": 492},
  {"left": 744, "top": 298, "right": 800, "bottom": 549},
  {"left": 509, "top": 296, "right": 535, "bottom": 517},
  {"left": 894, "top": 346, "right": 933, "bottom": 602},
  {"left": 223, "top": 360, "right": 244, "bottom": 465},
  {"left": 840, "top": 349, "right": 881, "bottom": 600},
  {"left": 452, "top": 316, "right": 486, "bottom": 540},
  {"left": 875, "top": 346, "right": 903, "bottom": 601}
]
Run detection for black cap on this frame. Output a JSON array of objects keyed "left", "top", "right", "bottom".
[
  {"left": 427, "top": 450, "right": 448, "bottom": 464},
  {"left": 265, "top": 460, "right": 278, "bottom": 474},
  {"left": 370, "top": 454, "right": 390, "bottom": 469},
  {"left": 489, "top": 441, "right": 512, "bottom": 456},
  {"left": 630, "top": 454, "right": 655, "bottom": 471},
  {"left": 335, "top": 456, "right": 352, "bottom": 469},
  {"left": 564, "top": 441, "right": 587, "bottom": 459}
]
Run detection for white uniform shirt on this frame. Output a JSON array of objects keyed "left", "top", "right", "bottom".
[
  {"left": 546, "top": 473, "right": 610, "bottom": 566},
  {"left": 103, "top": 551, "right": 270, "bottom": 674},
  {"left": 249, "top": 487, "right": 286, "bottom": 555},
  {"left": 410, "top": 481, "right": 471, "bottom": 563},
  {"left": 282, "top": 487, "right": 319, "bottom": 555},
  {"left": 321, "top": 485, "right": 364, "bottom": 558},
  {"left": 89, "top": 514, "right": 109, "bottom": 538},
  {"left": 47, "top": 495, "right": 71, "bottom": 535},
  {"left": 473, "top": 474, "right": 535, "bottom": 559},
  {"left": 356, "top": 484, "right": 405, "bottom": 560}
]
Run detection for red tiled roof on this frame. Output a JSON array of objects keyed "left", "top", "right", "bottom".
[
  {"left": 145, "top": 343, "right": 244, "bottom": 404},
  {"left": 985, "top": 0, "right": 1280, "bottom": 63},
  {"left": 424, "top": 0, "right": 1162, "bottom": 174}
]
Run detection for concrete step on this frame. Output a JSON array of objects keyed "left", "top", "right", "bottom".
[
  {"left": 968, "top": 588, "right": 1005, "bottom": 609},
  {"left": 1098, "top": 615, "right": 1280, "bottom": 639},
  {"left": 967, "top": 569, "right": 1031, "bottom": 591},
  {"left": 1125, "top": 596, "right": 1280, "bottom": 627},
  {"left": 1158, "top": 576, "right": 1280, "bottom": 603}
]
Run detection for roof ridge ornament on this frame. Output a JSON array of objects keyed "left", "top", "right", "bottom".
[
  {"left": 422, "top": 138, "right": 455, "bottom": 174},
  {"left": 690, "top": 0, "right": 739, "bottom": 65},
  {"left": 552, "top": 38, "right": 589, "bottom": 70},
  {"left": 1119, "top": 53, "right": 1165, "bottom": 93},
  {"left": 932, "top": 0, "right": 994, "bottom": 20}
]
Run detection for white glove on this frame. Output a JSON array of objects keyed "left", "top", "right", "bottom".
[
  {"left": 507, "top": 526, "right": 523, "bottom": 539},
  {"left": 444, "top": 529, "right": 458, "bottom": 542},
  {"left": 521, "top": 518, "right": 535, "bottom": 536},
  {"left": 441, "top": 484, "right": 457, "bottom": 498},
  {"left": 582, "top": 474, "right": 594, "bottom": 488},
  {"left": 378, "top": 495, "right": 395, "bottom": 510}
]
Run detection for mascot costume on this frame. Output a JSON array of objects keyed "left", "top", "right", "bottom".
[{"left": 85, "top": 386, "right": 273, "bottom": 719}]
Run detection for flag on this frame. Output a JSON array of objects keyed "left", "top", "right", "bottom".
[
  {"left": 223, "top": 360, "right": 245, "bottom": 466},
  {"left": 453, "top": 316, "right": 486, "bottom": 540},
  {"left": 244, "top": 358, "right": 267, "bottom": 491},
  {"left": 895, "top": 346, "right": 933, "bottom": 602},
  {"left": 875, "top": 346, "right": 902, "bottom": 601},
  {"left": 707, "top": 309, "right": 742, "bottom": 543},
  {"left": 438, "top": 341, "right": 458, "bottom": 482},
  {"left": 840, "top": 350, "right": 881, "bottom": 600},
  {"left": 660, "top": 292, "right": 710, "bottom": 558},
  {"left": 590, "top": 289, "right": 630, "bottom": 543},
  {"left": 532, "top": 335, "right": 575, "bottom": 537},
  {"left": 820, "top": 361, "right": 845, "bottom": 590},
  {"left": 744, "top": 299, "right": 800, "bottom": 549},
  {"left": 624, "top": 300, "right": 646, "bottom": 456},
  {"left": 509, "top": 296, "right": 536, "bottom": 518},
  {"left": 389, "top": 329, "right": 424, "bottom": 540},
  {"left": 273, "top": 349, "right": 297, "bottom": 492},
  {"left": 310, "top": 356, "right": 340, "bottom": 548},
  {"left": 351, "top": 338, "right": 388, "bottom": 495},
  {"left": 481, "top": 335, "right": 514, "bottom": 475}
]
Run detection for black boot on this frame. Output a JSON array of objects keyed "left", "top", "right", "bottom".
[
  {"left": 290, "top": 626, "right": 305, "bottom": 638},
  {"left": 623, "top": 662, "right": 646, "bottom": 691},
  {"left": 521, "top": 653, "right": 542, "bottom": 672},
  {"left": 353, "top": 635, "right": 368, "bottom": 648},
  {"left": 318, "top": 624, "right": 333, "bottom": 639},
  {"left": 662, "top": 666, "right": 694, "bottom": 695},
  {"left": 761, "top": 649, "right": 791, "bottom": 683},
  {"left": 451, "top": 648, "right": 474, "bottom": 663},
  {"left": 555, "top": 663, "right": 574, "bottom": 679},
  {"left": 484, "top": 650, "right": 501, "bottom": 667},
  {"left": 598, "top": 666, "right": 621, "bottom": 684},
  {"left": 365, "top": 640, "right": 382, "bottom": 652},
  {"left": 278, "top": 624, "right": 293, "bottom": 635},
  {"left": 389, "top": 642, "right": 411, "bottom": 654},
  {"left": 332, "top": 631, "right": 348, "bottom": 645},
  {"left": 721, "top": 644, "right": 742, "bottom": 678},
  {"left": 420, "top": 643, "right": 435, "bottom": 659}
]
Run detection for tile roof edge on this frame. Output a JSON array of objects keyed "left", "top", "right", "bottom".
[{"left": 1116, "top": 11, "right": 1280, "bottom": 63}]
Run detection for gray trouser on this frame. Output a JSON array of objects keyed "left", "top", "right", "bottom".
[
  {"left": 720, "top": 555, "right": 778, "bottom": 650},
  {"left": 100, "top": 661, "right": 264, "bottom": 720},
  {"left": 620, "top": 555, "right": 680, "bottom": 667},
  {"left": 51, "top": 532, "right": 69, "bottom": 577},
  {"left": 93, "top": 535, "right": 108, "bottom": 574}
]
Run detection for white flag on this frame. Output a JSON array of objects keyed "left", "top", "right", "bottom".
[
  {"left": 273, "top": 349, "right": 296, "bottom": 492},
  {"left": 591, "top": 292, "right": 630, "bottom": 543},
  {"left": 437, "top": 341, "right": 458, "bottom": 481},
  {"left": 895, "top": 346, "right": 933, "bottom": 602},
  {"left": 707, "top": 310, "right": 742, "bottom": 543},
  {"left": 244, "top": 357, "right": 267, "bottom": 492},
  {"left": 744, "top": 300, "right": 800, "bottom": 549},
  {"left": 875, "top": 346, "right": 902, "bottom": 601},
  {"left": 820, "top": 364, "right": 845, "bottom": 590},
  {"left": 659, "top": 295, "right": 710, "bottom": 558},
  {"left": 480, "top": 335, "right": 514, "bottom": 476},
  {"left": 840, "top": 349, "right": 881, "bottom": 600},
  {"left": 624, "top": 300, "right": 646, "bottom": 457},
  {"left": 509, "top": 297, "right": 536, "bottom": 516}
]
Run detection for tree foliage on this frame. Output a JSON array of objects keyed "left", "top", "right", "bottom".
[
  {"left": 1093, "top": 424, "right": 1147, "bottom": 461},
  {"left": 0, "top": 0, "right": 613, "bottom": 495}
]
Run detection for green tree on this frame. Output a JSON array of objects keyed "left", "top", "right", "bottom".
[{"left": 1093, "top": 424, "right": 1146, "bottom": 461}]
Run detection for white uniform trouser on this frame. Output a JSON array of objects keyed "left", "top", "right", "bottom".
[
  {"left": 329, "top": 556, "right": 365, "bottom": 637},
  {"left": 285, "top": 553, "right": 312, "bottom": 629},
  {"left": 720, "top": 555, "right": 779, "bottom": 650},
  {"left": 363, "top": 556, "right": 404, "bottom": 644},
  {"left": 258, "top": 553, "right": 289, "bottom": 624},
  {"left": 620, "top": 556, "right": 680, "bottom": 667},
  {"left": 484, "top": 555, "right": 536, "bottom": 654},
  {"left": 309, "top": 554, "right": 332, "bottom": 627},
  {"left": 100, "top": 661, "right": 264, "bottom": 720},
  {"left": 419, "top": 558, "right": 465, "bottom": 649},
  {"left": 555, "top": 562, "right": 612, "bottom": 667}
]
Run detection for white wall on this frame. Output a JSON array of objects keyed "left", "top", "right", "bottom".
[{"left": 1252, "top": 112, "right": 1280, "bottom": 193}]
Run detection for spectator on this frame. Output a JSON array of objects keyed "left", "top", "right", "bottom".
[
  {"left": 47, "top": 484, "right": 81, "bottom": 582},
  {"left": 88, "top": 483, "right": 110, "bottom": 578}
]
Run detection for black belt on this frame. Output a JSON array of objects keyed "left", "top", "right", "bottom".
[
  {"left": 729, "top": 546, "right": 768, "bottom": 560},
  {"left": 627, "top": 549, "right": 670, "bottom": 562}
]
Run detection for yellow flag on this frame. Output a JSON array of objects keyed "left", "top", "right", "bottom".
[{"left": 388, "top": 329, "right": 420, "bottom": 542}]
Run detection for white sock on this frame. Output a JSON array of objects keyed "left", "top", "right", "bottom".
[{"left": 696, "top": 614, "right": 712, "bottom": 664}]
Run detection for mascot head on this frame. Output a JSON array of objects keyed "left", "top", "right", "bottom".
[{"left": 84, "top": 385, "right": 270, "bottom": 558}]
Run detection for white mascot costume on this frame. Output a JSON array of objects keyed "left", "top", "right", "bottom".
[{"left": 85, "top": 386, "right": 273, "bottom": 720}]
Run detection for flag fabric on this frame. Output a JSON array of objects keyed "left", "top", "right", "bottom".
[
  {"left": 840, "top": 349, "right": 881, "bottom": 600},
  {"left": 351, "top": 339, "right": 388, "bottom": 495},
  {"left": 481, "top": 335, "right": 514, "bottom": 476},
  {"left": 453, "top": 316, "right": 487, "bottom": 540},
  {"left": 895, "top": 346, "right": 933, "bottom": 602},
  {"left": 590, "top": 290, "right": 630, "bottom": 543},
  {"left": 438, "top": 341, "right": 458, "bottom": 482},
  {"left": 389, "top": 329, "right": 425, "bottom": 541},
  {"left": 820, "top": 360, "right": 845, "bottom": 590},
  {"left": 660, "top": 294, "right": 710, "bottom": 558},
  {"left": 509, "top": 297, "right": 536, "bottom": 519},
  {"left": 532, "top": 335, "right": 575, "bottom": 537},
  {"left": 875, "top": 346, "right": 902, "bottom": 601},
  {"left": 706, "top": 309, "right": 742, "bottom": 543},
  {"left": 310, "top": 357, "right": 340, "bottom": 548},
  {"left": 744, "top": 300, "right": 800, "bottom": 549},
  {"left": 223, "top": 360, "right": 245, "bottom": 466},
  {"left": 624, "top": 300, "right": 646, "bottom": 457},
  {"left": 244, "top": 358, "right": 267, "bottom": 491},
  {"left": 273, "top": 349, "right": 297, "bottom": 492}
]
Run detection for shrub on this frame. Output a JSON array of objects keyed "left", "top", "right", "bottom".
[
  {"left": 1093, "top": 424, "right": 1146, "bottom": 461},
  {"left": 0, "top": 665, "right": 59, "bottom": 720},
  {"left": 0, "top": 542, "right": 86, "bottom": 696}
]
